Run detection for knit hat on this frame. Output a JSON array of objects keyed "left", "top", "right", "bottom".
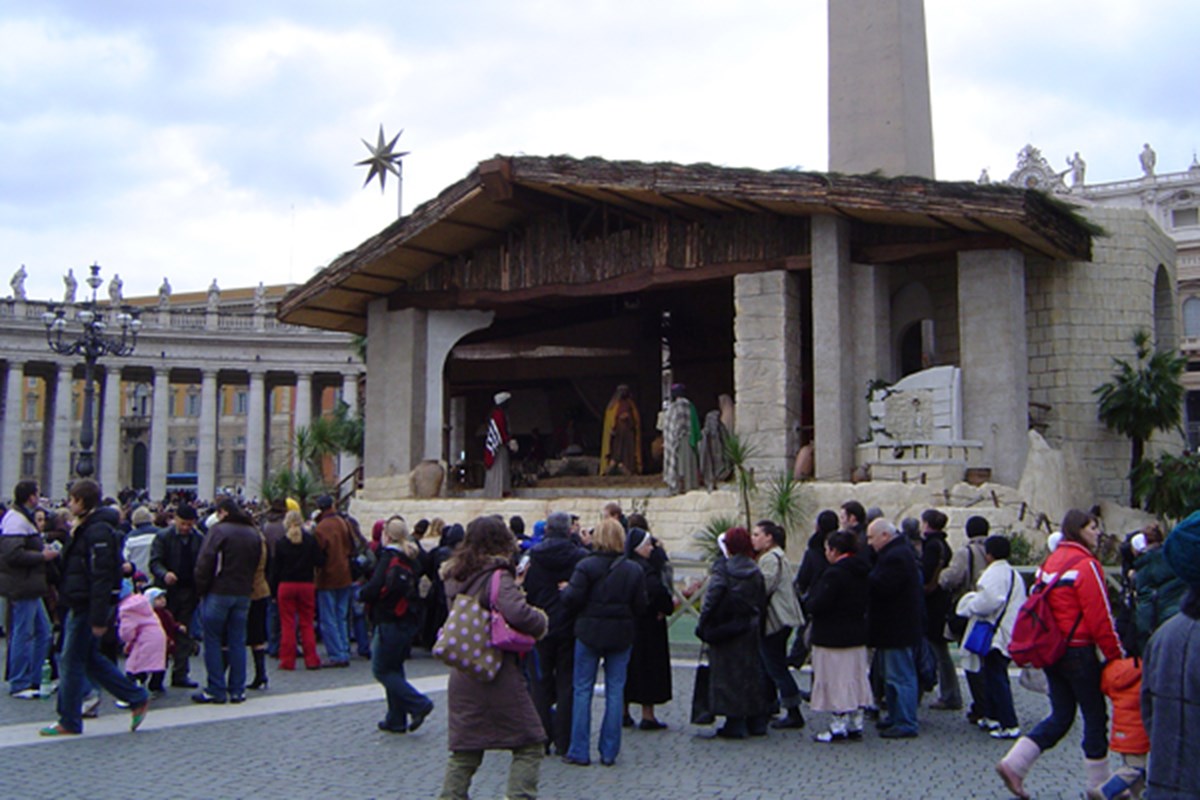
[
  {"left": 1165, "top": 510, "right": 1200, "bottom": 587},
  {"left": 144, "top": 587, "right": 166, "bottom": 604}
]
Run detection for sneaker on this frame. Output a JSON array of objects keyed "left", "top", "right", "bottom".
[
  {"left": 812, "top": 729, "right": 849, "bottom": 743},
  {"left": 39, "top": 723, "right": 80, "bottom": 737},
  {"left": 130, "top": 699, "right": 150, "bottom": 732},
  {"left": 115, "top": 699, "right": 131, "bottom": 709},
  {"left": 977, "top": 717, "right": 1001, "bottom": 731},
  {"left": 11, "top": 688, "right": 41, "bottom": 700},
  {"left": 191, "top": 690, "right": 227, "bottom": 704},
  {"left": 81, "top": 693, "right": 102, "bottom": 718},
  {"left": 990, "top": 727, "right": 1021, "bottom": 740}
]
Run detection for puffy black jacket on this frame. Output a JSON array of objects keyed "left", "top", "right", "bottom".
[
  {"left": 58, "top": 506, "right": 124, "bottom": 628},
  {"left": 562, "top": 552, "right": 647, "bottom": 653},
  {"left": 868, "top": 536, "right": 924, "bottom": 649},
  {"left": 807, "top": 555, "right": 870, "bottom": 648},
  {"left": 149, "top": 526, "right": 205, "bottom": 589},
  {"left": 524, "top": 536, "right": 590, "bottom": 639}
]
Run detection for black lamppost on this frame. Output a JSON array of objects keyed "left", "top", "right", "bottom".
[{"left": 42, "top": 264, "right": 141, "bottom": 479}]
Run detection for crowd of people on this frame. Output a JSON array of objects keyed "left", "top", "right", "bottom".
[{"left": 3, "top": 477, "right": 1199, "bottom": 799}]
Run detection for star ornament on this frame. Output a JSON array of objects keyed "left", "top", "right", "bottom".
[{"left": 356, "top": 125, "right": 410, "bottom": 193}]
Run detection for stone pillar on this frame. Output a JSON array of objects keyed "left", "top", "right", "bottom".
[
  {"left": 99, "top": 367, "right": 122, "bottom": 494},
  {"left": 339, "top": 373, "right": 359, "bottom": 483},
  {"left": 149, "top": 368, "right": 170, "bottom": 500},
  {"left": 733, "top": 270, "right": 802, "bottom": 476},
  {"left": 852, "top": 263, "right": 891, "bottom": 436},
  {"left": 1, "top": 360, "right": 25, "bottom": 494},
  {"left": 245, "top": 369, "right": 266, "bottom": 497},
  {"left": 958, "top": 249, "right": 1029, "bottom": 485},
  {"left": 811, "top": 215, "right": 856, "bottom": 481},
  {"left": 197, "top": 369, "right": 218, "bottom": 500},
  {"left": 828, "top": 0, "right": 934, "bottom": 178},
  {"left": 293, "top": 371, "right": 312, "bottom": 469},
  {"left": 48, "top": 365, "right": 74, "bottom": 499}
]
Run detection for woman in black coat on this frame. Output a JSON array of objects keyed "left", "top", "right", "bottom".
[
  {"left": 561, "top": 519, "right": 648, "bottom": 766},
  {"left": 806, "top": 530, "right": 872, "bottom": 742},
  {"left": 697, "top": 527, "right": 771, "bottom": 739},
  {"left": 622, "top": 526, "right": 674, "bottom": 729}
]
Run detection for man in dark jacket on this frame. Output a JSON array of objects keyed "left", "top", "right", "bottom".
[
  {"left": 919, "top": 508, "right": 962, "bottom": 711},
  {"left": 149, "top": 504, "right": 205, "bottom": 687},
  {"left": 0, "top": 480, "right": 59, "bottom": 698},
  {"left": 867, "top": 518, "right": 923, "bottom": 738},
  {"left": 258, "top": 498, "right": 288, "bottom": 657},
  {"left": 524, "top": 511, "right": 590, "bottom": 754},
  {"left": 192, "top": 497, "right": 262, "bottom": 704},
  {"left": 40, "top": 479, "right": 149, "bottom": 736}
]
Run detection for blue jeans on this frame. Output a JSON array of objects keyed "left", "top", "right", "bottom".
[
  {"left": 371, "top": 620, "right": 431, "bottom": 730},
  {"left": 57, "top": 609, "right": 149, "bottom": 733},
  {"left": 8, "top": 598, "right": 52, "bottom": 693},
  {"left": 201, "top": 594, "right": 251, "bottom": 700},
  {"left": 317, "top": 587, "right": 352, "bottom": 663},
  {"left": 265, "top": 598, "right": 280, "bottom": 657},
  {"left": 352, "top": 598, "right": 371, "bottom": 657},
  {"left": 1029, "top": 646, "right": 1108, "bottom": 758},
  {"left": 882, "top": 647, "right": 919, "bottom": 735},
  {"left": 981, "top": 650, "right": 1018, "bottom": 729},
  {"left": 567, "top": 642, "right": 631, "bottom": 764}
]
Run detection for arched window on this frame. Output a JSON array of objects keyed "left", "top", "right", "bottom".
[{"left": 1183, "top": 296, "right": 1200, "bottom": 339}]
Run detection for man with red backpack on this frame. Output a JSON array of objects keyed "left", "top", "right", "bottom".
[{"left": 996, "top": 509, "right": 1124, "bottom": 799}]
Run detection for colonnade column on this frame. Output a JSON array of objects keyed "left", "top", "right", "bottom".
[
  {"left": 197, "top": 369, "right": 218, "bottom": 501},
  {"left": 811, "top": 215, "right": 856, "bottom": 481},
  {"left": 48, "top": 365, "right": 74, "bottom": 500},
  {"left": 149, "top": 368, "right": 170, "bottom": 500},
  {"left": 1, "top": 360, "right": 25, "bottom": 495},
  {"left": 293, "top": 371, "right": 311, "bottom": 469},
  {"left": 339, "top": 372, "right": 359, "bottom": 483},
  {"left": 245, "top": 369, "right": 266, "bottom": 497},
  {"left": 99, "top": 367, "right": 122, "bottom": 494}
]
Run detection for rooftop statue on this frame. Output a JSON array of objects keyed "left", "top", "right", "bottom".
[{"left": 63, "top": 268, "right": 76, "bottom": 304}]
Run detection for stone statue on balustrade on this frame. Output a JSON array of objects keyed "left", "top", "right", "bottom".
[
  {"left": 10, "top": 265, "right": 26, "bottom": 300},
  {"left": 207, "top": 279, "right": 220, "bottom": 312},
  {"left": 108, "top": 274, "right": 123, "bottom": 305},
  {"left": 253, "top": 281, "right": 267, "bottom": 313},
  {"left": 1067, "top": 152, "right": 1086, "bottom": 187},
  {"left": 158, "top": 277, "right": 172, "bottom": 308},
  {"left": 1140, "top": 143, "right": 1157, "bottom": 177},
  {"left": 63, "top": 268, "right": 77, "bottom": 304}
]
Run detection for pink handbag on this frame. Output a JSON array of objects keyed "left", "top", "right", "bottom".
[{"left": 489, "top": 569, "right": 536, "bottom": 654}]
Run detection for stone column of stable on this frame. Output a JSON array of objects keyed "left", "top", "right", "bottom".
[
  {"left": 293, "top": 371, "right": 312, "bottom": 469},
  {"left": 48, "top": 365, "right": 74, "bottom": 500},
  {"left": 98, "top": 366, "right": 122, "bottom": 494},
  {"left": 245, "top": 368, "right": 266, "bottom": 498},
  {"left": 733, "top": 271, "right": 803, "bottom": 477},
  {"left": 148, "top": 368, "right": 170, "bottom": 500},
  {"left": 958, "top": 249, "right": 1029, "bottom": 485},
  {"left": 339, "top": 372, "right": 358, "bottom": 483},
  {"left": 811, "top": 215, "right": 857, "bottom": 481},
  {"left": 1, "top": 360, "right": 25, "bottom": 494},
  {"left": 197, "top": 369, "right": 219, "bottom": 501}
]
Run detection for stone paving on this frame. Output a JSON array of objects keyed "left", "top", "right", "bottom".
[{"left": 0, "top": 642, "right": 1105, "bottom": 799}]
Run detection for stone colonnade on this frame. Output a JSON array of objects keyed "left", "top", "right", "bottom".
[{"left": 0, "top": 359, "right": 361, "bottom": 501}]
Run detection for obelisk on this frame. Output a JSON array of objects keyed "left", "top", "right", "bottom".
[{"left": 827, "top": 0, "right": 935, "bottom": 178}]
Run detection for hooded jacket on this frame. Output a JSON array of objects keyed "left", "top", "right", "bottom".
[
  {"left": 0, "top": 505, "right": 50, "bottom": 600},
  {"left": 807, "top": 553, "right": 870, "bottom": 648},
  {"left": 118, "top": 591, "right": 168, "bottom": 675},
  {"left": 524, "top": 535, "right": 589, "bottom": 640},
  {"left": 1037, "top": 541, "right": 1123, "bottom": 661},
  {"left": 58, "top": 506, "right": 124, "bottom": 628}
]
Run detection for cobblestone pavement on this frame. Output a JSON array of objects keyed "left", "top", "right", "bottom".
[{"left": 0, "top": 644, "right": 1102, "bottom": 799}]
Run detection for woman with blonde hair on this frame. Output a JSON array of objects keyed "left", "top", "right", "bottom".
[
  {"left": 269, "top": 509, "right": 324, "bottom": 671},
  {"left": 561, "top": 518, "right": 648, "bottom": 766},
  {"left": 360, "top": 515, "right": 433, "bottom": 734}
]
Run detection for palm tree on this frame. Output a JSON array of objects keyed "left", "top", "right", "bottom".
[{"left": 1094, "top": 329, "right": 1186, "bottom": 506}]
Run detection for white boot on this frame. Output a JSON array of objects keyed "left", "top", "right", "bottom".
[
  {"left": 1085, "top": 756, "right": 1112, "bottom": 792},
  {"left": 996, "top": 736, "right": 1041, "bottom": 800}
]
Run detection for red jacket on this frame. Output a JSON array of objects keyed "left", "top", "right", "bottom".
[
  {"left": 1036, "top": 542, "right": 1123, "bottom": 662},
  {"left": 1100, "top": 657, "right": 1149, "bottom": 754}
]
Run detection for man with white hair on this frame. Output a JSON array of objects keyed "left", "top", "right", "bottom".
[{"left": 867, "top": 518, "right": 924, "bottom": 738}]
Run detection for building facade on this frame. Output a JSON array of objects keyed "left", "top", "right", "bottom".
[{"left": 0, "top": 282, "right": 362, "bottom": 503}]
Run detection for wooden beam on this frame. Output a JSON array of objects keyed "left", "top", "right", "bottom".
[{"left": 854, "top": 234, "right": 1011, "bottom": 264}]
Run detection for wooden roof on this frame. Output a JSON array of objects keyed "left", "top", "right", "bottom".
[{"left": 279, "top": 155, "right": 1094, "bottom": 334}]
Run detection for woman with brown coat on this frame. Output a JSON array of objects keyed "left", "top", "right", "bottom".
[{"left": 438, "top": 516, "right": 548, "bottom": 800}]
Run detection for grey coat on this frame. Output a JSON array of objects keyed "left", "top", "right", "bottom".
[
  {"left": 1142, "top": 591, "right": 1200, "bottom": 799},
  {"left": 443, "top": 561, "right": 548, "bottom": 751}
]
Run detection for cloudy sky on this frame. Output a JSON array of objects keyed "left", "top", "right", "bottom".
[{"left": 3, "top": 0, "right": 1198, "bottom": 303}]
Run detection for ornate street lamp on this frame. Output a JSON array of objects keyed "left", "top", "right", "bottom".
[{"left": 42, "top": 263, "right": 141, "bottom": 479}]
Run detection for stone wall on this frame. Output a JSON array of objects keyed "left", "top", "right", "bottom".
[{"left": 1025, "top": 207, "right": 1180, "bottom": 502}]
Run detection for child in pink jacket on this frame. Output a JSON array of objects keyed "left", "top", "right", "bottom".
[{"left": 118, "top": 590, "right": 168, "bottom": 693}]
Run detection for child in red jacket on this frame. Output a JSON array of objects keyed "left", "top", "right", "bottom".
[{"left": 1088, "top": 657, "right": 1148, "bottom": 800}]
